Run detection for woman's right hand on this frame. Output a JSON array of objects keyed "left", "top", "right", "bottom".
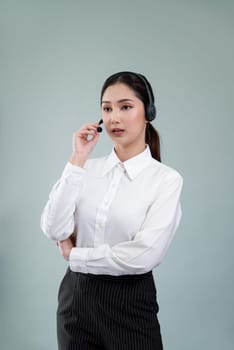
[{"left": 69, "top": 122, "right": 100, "bottom": 167}]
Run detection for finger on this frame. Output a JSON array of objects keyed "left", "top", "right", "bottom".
[
  {"left": 77, "top": 128, "right": 98, "bottom": 135},
  {"left": 76, "top": 134, "right": 96, "bottom": 142},
  {"left": 77, "top": 130, "right": 98, "bottom": 139},
  {"left": 90, "top": 130, "right": 100, "bottom": 144},
  {"left": 73, "top": 124, "right": 100, "bottom": 137},
  {"left": 82, "top": 123, "right": 99, "bottom": 131},
  {"left": 77, "top": 130, "right": 95, "bottom": 136}
]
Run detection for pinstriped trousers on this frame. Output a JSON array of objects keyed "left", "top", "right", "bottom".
[{"left": 57, "top": 268, "right": 163, "bottom": 350}]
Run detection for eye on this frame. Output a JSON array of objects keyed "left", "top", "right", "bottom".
[
  {"left": 103, "top": 106, "right": 112, "bottom": 112},
  {"left": 121, "top": 105, "right": 133, "bottom": 110}
]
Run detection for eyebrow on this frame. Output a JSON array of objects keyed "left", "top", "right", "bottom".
[{"left": 101, "top": 98, "right": 134, "bottom": 104}]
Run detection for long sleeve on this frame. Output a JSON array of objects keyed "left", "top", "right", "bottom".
[
  {"left": 69, "top": 172, "right": 183, "bottom": 275},
  {"left": 40, "top": 162, "right": 86, "bottom": 241}
]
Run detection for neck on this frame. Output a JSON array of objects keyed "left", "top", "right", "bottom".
[{"left": 114, "top": 143, "right": 147, "bottom": 162}]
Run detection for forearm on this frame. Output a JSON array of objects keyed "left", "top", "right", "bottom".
[
  {"left": 40, "top": 163, "right": 85, "bottom": 240},
  {"left": 69, "top": 207, "right": 181, "bottom": 275},
  {"left": 69, "top": 174, "right": 183, "bottom": 275}
]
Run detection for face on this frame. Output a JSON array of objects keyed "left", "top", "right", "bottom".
[{"left": 101, "top": 83, "right": 147, "bottom": 150}]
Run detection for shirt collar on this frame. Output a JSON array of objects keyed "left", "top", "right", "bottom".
[{"left": 102, "top": 144, "right": 153, "bottom": 180}]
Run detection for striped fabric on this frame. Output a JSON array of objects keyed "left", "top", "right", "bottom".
[{"left": 57, "top": 269, "right": 163, "bottom": 349}]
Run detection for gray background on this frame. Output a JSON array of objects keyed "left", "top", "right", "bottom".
[{"left": 1, "top": 1, "right": 233, "bottom": 349}]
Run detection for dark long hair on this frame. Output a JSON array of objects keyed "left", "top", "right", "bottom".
[{"left": 100, "top": 71, "right": 161, "bottom": 162}]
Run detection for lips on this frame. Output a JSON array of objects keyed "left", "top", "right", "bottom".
[{"left": 112, "top": 128, "right": 125, "bottom": 132}]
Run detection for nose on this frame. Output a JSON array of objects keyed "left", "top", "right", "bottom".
[{"left": 110, "top": 109, "right": 121, "bottom": 124}]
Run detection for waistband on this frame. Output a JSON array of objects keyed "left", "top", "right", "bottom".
[{"left": 76, "top": 270, "right": 153, "bottom": 282}]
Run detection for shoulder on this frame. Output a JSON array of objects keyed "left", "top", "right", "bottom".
[
  {"left": 84, "top": 155, "right": 108, "bottom": 173},
  {"left": 149, "top": 158, "right": 183, "bottom": 186}
]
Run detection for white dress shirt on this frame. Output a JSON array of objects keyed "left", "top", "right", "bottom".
[{"left": 40, "top": 145, "right": 183, "bottom": 276}]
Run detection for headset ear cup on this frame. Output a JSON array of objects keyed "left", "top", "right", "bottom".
[{"left": 146, "top": 104, "right": 156, "bottom": 121}]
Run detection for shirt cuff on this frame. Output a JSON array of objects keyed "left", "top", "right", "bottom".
[
  {"left": 69, "top": 247, "right": 90, "bottom": 273},
  {"left": 60, "top": 162, "right": 86, "bottom": 185},
  {"left": 62, "top": 162, "right": 86, "bottom": 177}
]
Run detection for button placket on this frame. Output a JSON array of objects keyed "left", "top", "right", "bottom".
[{"left": 93, "top": 166, "right": 125, "bottom": 246}]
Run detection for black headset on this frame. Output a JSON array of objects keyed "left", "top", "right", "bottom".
[
  {"left": 97, "top": 72, "right": 156, "bottom": 132},
  {"left": 137, "top": 73, "right": 157, "bottom": 122}
]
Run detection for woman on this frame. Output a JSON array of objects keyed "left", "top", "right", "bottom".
[{"left": 40, "top": 71, "right": 183, "bottom": 349}]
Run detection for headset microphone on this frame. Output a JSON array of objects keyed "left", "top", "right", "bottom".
[{"left": 97, "top": 119, "right": 103, "bottom": 133}]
